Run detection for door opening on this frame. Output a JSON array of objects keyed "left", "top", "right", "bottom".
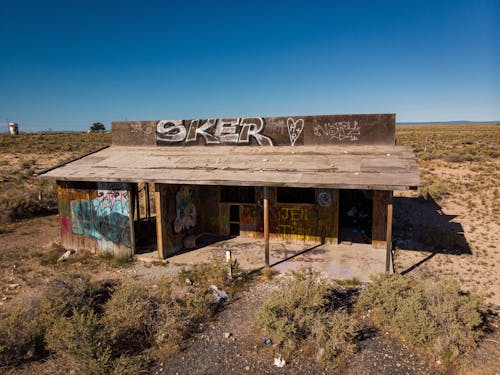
[
  {"left": 229, "top": 205, "right": 240, "bottom": 236},
  {"left": 339, "top": 189, "right": 373, "bottom": 244}
]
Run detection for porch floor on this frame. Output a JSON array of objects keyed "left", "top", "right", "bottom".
[{"left": 135, "top": 237, "right": 386, "bottom": 281}]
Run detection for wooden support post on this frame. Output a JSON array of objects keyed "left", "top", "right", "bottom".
[
  {"left": 386, "top": 191, "right": 393, "bottom": 273},
  {"left": 135, "top": 184, "right": 141, "bottom": 221},
  {"left": 145, "top": 183, "right": 151, "bottom": 236},
  {"left": 129, "top": 184, "right": 136, "bottom": 254},
  {"left": 264, "top": 186, "right": 270, "bottom": 267},
  {"left": 332, "top": 189, "right": 340, "bottom": 244},
  {"left": 154, "top": 184, "right": 167, "bottom": 259}
]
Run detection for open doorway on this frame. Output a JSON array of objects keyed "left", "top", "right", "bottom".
[
  {"left": 339, "top": 189, "right": 373, "bottom": 244},
  {"left": 133, "top": 182, "right": 157, "bottom": 254}
]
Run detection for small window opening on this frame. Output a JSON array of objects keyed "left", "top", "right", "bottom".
[
  {"left": 221, "top": 186, "right": 256, "bottom": 203},
  {"left": 277, "top": 187, "right": 315, "bottom": 204}
]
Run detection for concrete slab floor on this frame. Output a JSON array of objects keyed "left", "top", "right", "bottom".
[{"left": 135, "top": 237, "right": 386, "bottom": 282}]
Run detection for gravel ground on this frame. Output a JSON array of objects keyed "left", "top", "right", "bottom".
[{"left": 155, "top": 279, "right": 434, "bottom": 375}]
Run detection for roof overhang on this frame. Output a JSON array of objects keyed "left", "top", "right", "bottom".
[{"left": 39, "top": 145, "right": 420, "bottom": 191}]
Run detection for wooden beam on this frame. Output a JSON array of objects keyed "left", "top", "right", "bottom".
[
  {"left": 129, "top": 183, "right": 136, "bottom": 254},
  {"left": 386, "top": 191, "right": 393, "bottom": 273},
  {"left": 154, "top": 184, "right": 166, "bottom": 259},
  {"left": 145, "top": 183, "right": 152, "bottom": 236},
  {"left": 332, "top": 189, "right": 339, "bottom": 244},
  {"left": 264, "top": 186, "right": 270, "bottom": 267}
]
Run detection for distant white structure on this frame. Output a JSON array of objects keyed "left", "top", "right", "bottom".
[{"left": 9, "top": 123, "right": 19, "bottom": 135}]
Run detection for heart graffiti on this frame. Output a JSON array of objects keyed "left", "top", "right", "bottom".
[{"left": 287, "top": 118, "right": 304, "bottom": 146}]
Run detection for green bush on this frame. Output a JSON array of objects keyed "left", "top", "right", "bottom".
[
  {"left": 255, "top": 267, "right": 359, "bottom": 367},
  {"left": 178, "top": 255, "right": 234, "bottom": 289},
  {"left": 356, "top": 274, "right": 485, "bottom": 365},
  {"left": 0, "top": 308, "right": 44, "bottom": 367},
  {"left": 37, "top": 274, "right": 101, "bottom": 329},
  {"left": 45, "top": 307, "right": 112, "bottom": 375},
  {"left": 102, "top": 284, "right": 155, "bottom": 355}
]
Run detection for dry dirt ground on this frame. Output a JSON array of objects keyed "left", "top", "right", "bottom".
[{"left": 1, "top": 126, "right": 499, "bottom": 373}]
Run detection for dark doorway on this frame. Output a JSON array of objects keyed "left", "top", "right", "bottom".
[
  {"left": 229, "top": 205, "right": 240, "bottom": 236},
  {"left": 339, "top": 189, "right": 373, "bottom": 244}
]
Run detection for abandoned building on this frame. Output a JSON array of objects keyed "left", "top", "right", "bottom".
[{"left": 39, "top": 114, "right": 420, "bottom": 275}]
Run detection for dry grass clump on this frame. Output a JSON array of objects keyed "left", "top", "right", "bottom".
[
  {"left": 0, "top": 132, "right": 111, "bottom": 228},
  {"left": 0, "top": 258, "right": 250, "bottom": 372},
  {"left": 255, "top": 268, "right": 359, "bottom": 368},
  {"left": 0, "top": 308, "right": 44, "bottom": 367},
  {"left": 356, "top": 273, "right": 485, "bottom": 367},
  {"left": 102, "top": 285, "right": 156, "bottom": 355},
  {"left": 45, "top": 307, "right": 112, "bottom": 374}
]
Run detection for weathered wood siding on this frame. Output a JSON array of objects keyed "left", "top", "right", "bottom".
[
  {"left": 57, "top": 181, "right": 133, "bottom": 257},
  {"left": 112, "top": 114, "right": 395, "bottom": 147},
  {"left": 372, "top": 190, "right": 391, "bottom": 248}
]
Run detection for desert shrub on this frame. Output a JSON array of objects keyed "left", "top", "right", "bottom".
[
  {"left": 37, "top": 274, "right": 108, "bottom": 329},
  {"left": 356, "top": 274, "right": 485, "bottom": 365},
  {"left": 178, "top": 255, "right": 234, "bottom": 289},
  {"left": 255, "top": 267, "right": 359, "bottom": 367},
  {"left": 0, "top": 308, "right": 44, "bottom": 367},
  {"left": 45, "top": 307, "right": 112, "bottom": 375},
  {"left": 110, "top": 354, "right": 149, "bottom": 375},
  {"left": 102, "top": 284, "right": 156, "bottom": 355}
]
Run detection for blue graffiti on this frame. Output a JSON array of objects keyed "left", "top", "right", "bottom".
[{"left": 70, "top": 190, "right": 131, "bottom": 248}]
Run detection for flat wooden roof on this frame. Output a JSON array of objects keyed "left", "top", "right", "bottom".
[{"left": 39, "top": 145, "right": 420, "bottom": 190}]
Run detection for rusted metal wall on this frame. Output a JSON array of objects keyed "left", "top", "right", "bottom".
[
  {"left": 112, "top": 114, "right": 395, "bottom": 147},
  {"left": 57, "top": 181, "right": 134, "bottom": 257}
]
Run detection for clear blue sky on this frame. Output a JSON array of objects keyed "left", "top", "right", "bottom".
[{"left": 0, "top": 0, "right": 498, "bottom": 131}]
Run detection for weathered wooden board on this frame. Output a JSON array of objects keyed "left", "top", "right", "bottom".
[
  {"left": 112, "top": 113, "right": 395, "bottom": 147},
  {"left": 372, "top": 190, "right": 390, "bottom": 248},
  {"left": 41, "top": 145, "right": 420, "bottom": 190},
  {"left": 56, "top": 181, "right": 134, "bottom": 257}
]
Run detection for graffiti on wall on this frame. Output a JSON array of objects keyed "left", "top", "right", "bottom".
[
  {"left": 313, "top": 121, "right": 360, "bottom": 141},
  {"left": 70, "top": 183, "right": 131, "bottom": 247},
  {"left": 157, "top": 118, "right": 273, "bottom": 146},
  {"left": 174, "top": 186, "right": 197, "bottom": 233},
  {"left": 278, "top": 207, "right": 311, "bottom": 237},
  {"left": 317, "top": 189, "right": 332, "bottom": 207},
  {"left": 287, "top": 118, "right": 304, "bottom": 146},
  {"left": 129, "top": 122, "right": 152, "bottom": 134}
]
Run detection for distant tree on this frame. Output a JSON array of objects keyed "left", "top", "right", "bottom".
[{"left": 90, "top": 122, "right": 106, "bottom": 132}]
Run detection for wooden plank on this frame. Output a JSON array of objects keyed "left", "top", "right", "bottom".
[
  {"left": 372, "top": 190, "right": 390, "bottom": 248},
  {"left": 386, "top": 191, "right": 393, "bottom": 273},
  {"left": 264, "top": 187, "right": 270, "bottom": 267},
  {"left": 40, "top": 144, "right": 420, "bottom": 190}
]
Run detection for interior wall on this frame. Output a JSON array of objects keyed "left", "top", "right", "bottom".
[{"left": 57, "top": 180, "right": 134, "bottom": 257}]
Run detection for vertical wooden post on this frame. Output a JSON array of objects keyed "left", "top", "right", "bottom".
[
  {"left": 145, "top": 183, "right": 151, "bottom": 235},
  {"left": 129, "top": 184, "right": 136, "bottom": 254},
  {"left": 332, "top": 189, "right": 340, "bottom": 244},
  {"left": 135, "top": 184, "right": 141, "bottom": 221},
  {"left": 386, "top": 191, "right": 393, "bottom": 273},
  {"left": 154, "top": 183, "right": 166, "bottom": 259},
  {"left": 264, "top": 186, "right": 270, "bottom": 267}
]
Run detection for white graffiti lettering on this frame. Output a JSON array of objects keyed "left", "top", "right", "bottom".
[
  {"left": 156, "top": 118, "right": 273, "bottom": 146},
  {"left": 313, "top": 121, "right": 360, "bottom": 141}
]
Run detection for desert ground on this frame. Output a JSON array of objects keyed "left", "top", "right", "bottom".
[{"left": 0, "top": 125, "right": 499, "bottom": 374}]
